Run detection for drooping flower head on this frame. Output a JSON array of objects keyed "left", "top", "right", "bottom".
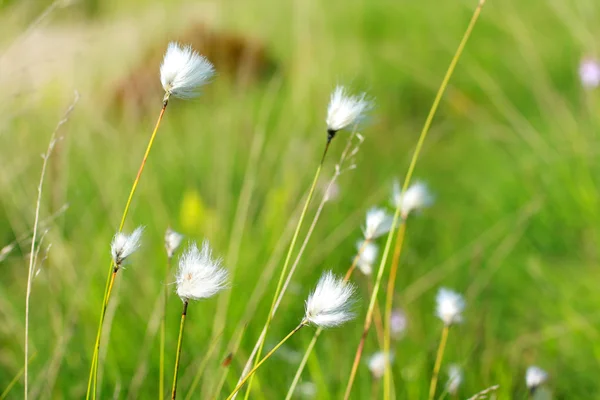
[
  {"left": 304, "top": 271, "right": 356, "bottom": 328},
  {"left": 525, "top": 366, "right": 548, "bottom": 392},
  {"left": 446, "top": 364, "right": 463, "bottom": 395},
  {"left": 363, "top": 207, "right": 393, "bottom": 240},
  {"left": 390, "top": 308, "right": 408, "bottom": 339},
  {"left": 326, "top": 86, "right": 372, "bottom": 140},
  {"left": 355, "top": 240, "right": 379, "bottom": 276},
  {"left": 392, "top": 180, "right": 433, "bottom": 218},
  {"left": 367, "top": 351, "right": 394, "bottom": 379},
  {"left": 176, "top": 240, "right": 228, "bottom": 302},
  {"left": 111, "top": 226, "right": 144, "bottom": 266},
  {"left": 579, "top": 58, "right": 600, "bottom": 89},
  {"left": 435, "top": 288, "right": 465, "bottom": 326},
  {"left": 160, "top": 42, "right": 215, "bottom": 99},
  {"left": 165, "top": 227, "right": 184, "bottom": 259}
]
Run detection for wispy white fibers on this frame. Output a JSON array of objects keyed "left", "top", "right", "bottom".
[
  {"left": 111, "top": 226, "right": 144, "bottom": 266},
  {"left": 164, "top": 227, "right": 184, "bottom": 259},
  {"left": 526, "top": 366, "right": 548, "bottom": 392},
  {"left": 160, "top": 42, "right": 215, "bottom": 99},
  {"left": 435, "top": 288, "right": 465, "bottom": 326},
  {"left": 363, "top": 207, "right": 393, "bottom": 240},
  {"left": 326, "top": 86, "right": 372, "bottom": 134},
  {"left": 176, "top": 240, "right": 228, "bottom": 302},
  {"left": 446, "top": 364, "right": 463, "bottom": 395},
  {"left": 392, "top": 180, "right": 433, "bottom": 218},
  {"left": 356, "top": 240, "right": 379, "bottom": 276},
  {"left": 304, "top": 271, "right": 356, "bottom": 328},
  {"left": 368, "top": 351, "right": 394, "bottom": 379}
]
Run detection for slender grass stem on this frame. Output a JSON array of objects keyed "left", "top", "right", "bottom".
[
  {"left": 343, "top": 2, "right": 485, "bottom": 398},
  {"left": 228, "top": 323, "right": 305, "bottom": 400},
  {"left": 171, "top": 301, "right": 189, "bottom": 400},
  {"left": 86, "top": 98, "right": 170, "bottom": 400},
  {"left": 428, "top": 325, "right": 449, "bottom": 400},
  {"left": 3, "top": 353, "right": 37, "bottom": 400},
  {"left": 160, "top": 256, "right": 172, "bottom": 400},
  {"left": 383, "top": 221, "right": 407, "bottom": 400},
  {"left": 242, "top": 139, "right": 331, "bottom": 398}
]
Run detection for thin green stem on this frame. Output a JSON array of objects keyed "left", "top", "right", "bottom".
[
  {"left": 428, "top": 325, "right": 449, "bottom": 400},
  {"left": 171, "top": 301, "right": 189, "bottom": 400},
  {"left": 343, "top": 2, "right": 485, "bottom": 398},
  {"left": 227, "top": 323, "right": 305, "bottom": 400},
  {"left": 160, "top": 256, "right": 172, "bottom": 400},
  {"left": 284, "top": 329, "right": 321, "bottom": 400}
]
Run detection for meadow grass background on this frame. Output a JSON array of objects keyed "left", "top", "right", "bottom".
[{"left": 1, "top": 0, "right": 600, "bottom": 398}]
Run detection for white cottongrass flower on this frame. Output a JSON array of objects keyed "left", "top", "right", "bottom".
[
  {"left": 525, "top": 366, "right": 548, "bottom": 392},
  {"left": 392, "top": 180, "right": 433, "bottom": 218},
  {"left": 111, "top": 226, "right": 144, "bottom": 266},
  {"left": 368, "top": 351, "right": 394, "bottom": 379},
  {"left": 363, "top": 207, "right": 393, "bottom": 240},
  {"left": 304, "top": 271, "right": 356, "bottom": 328},
  {"left": 164, "top": 227, "right": 184, "bottom": 259},
  {"left": 356, "top": 240, "right": 379, "bottom": 275},
  {"left": 176, "top": 240, "right": 228, "bottom": 302},
  {"left": 160, "top": 42, "right": 215, "bottom": 99},
  {"left": 446, "top": 364, "right": 463, "bottom": 395},
  {"left": 435, "top": 288, "right": 465, "bottom": 326},
  {"left": 579, "top": 58, "right": 600, "bottom": 89},
  {"left": 390, "top": 308, "right": 408, "bottom": 339},
  {"left": 326, "top": 86, "right": 372, "bottom": 136}
]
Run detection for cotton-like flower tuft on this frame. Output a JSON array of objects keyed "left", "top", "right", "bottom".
[
  {"left": 164, "top": 227, "right": 184, "bottom": 258},
  {"left": 304, "top": 271, "right": 356, "bottom": 328},
  {"left": 392, "top": 180, "right": 433, "bottom": 218},
  {"left": 363, "top": 207, "right": 393, "bottom": 240},
  {"left": 390, "top": 308, "right": 408, "bottom": 339},
  {"left": 111, "top": 226, "right": 144, "bottom": 266},
  {"left": 355, "top": 240, "right": 379, "bottom": 275},
  {"left": 176, "top": 240, "right": 228, "bottom": 302},
  {"left": 367, "top": 351, "right": 394, "bottom": 379},
  {"left": 435, "top": 288, "right": 465, "bottom": 326},
  {"left": 326, "top": 86, "right": 372, "bottom": 137},
  {"left": 525, "top": 366, "right": 548, "bottom": 392},
  {"left": 160, "top": 42, "right": 215, "bottom": 99},
  {"left": 446, "top": 364, "right": 463, "bottom": 395},
  {"left": 579, "top": 58, "right": 600, "bottom": 89}
]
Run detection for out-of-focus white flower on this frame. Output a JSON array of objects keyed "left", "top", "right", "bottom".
[
  {"left": 176, "top": 240, "right": 228, "bottom": 302},
  {"left": 297, "top": 381, "right": 317, "bottom": 398},
  {"left": 355, "top": 240, "right": 379, "bottom": 276},
  {"left": 305, "top": 271, "right": 356, "bottom": 328},
  {"left": 436, "top": 288, "right": 465, "bottom": 326},
  {"left": 165, "top": 227, "right": 184, "bottom": 259},
  {"left": 526, "top": 366, "right": 548, "bottom": 392},
  {"left": 392, "top": 180, "right": 433, "bottom": 218},
  {"left": 160, "top": 42, "right": 215, "bottom": 99},
  {"left": 390, "top": 308, "right": 408, "bottom": 339},
  {"left": 368, "top": 351, "right": 394, "bottom": 379},
  {"left": 324, "top": 181, "right": 340, "bottom": 202},
  {"left": 579, "top": 58, "right": 600, "bottom": 89},
  {"left": 111, "top": 226, "right": 144, "bottom": 266},
  {"left": 446, "top": 364, "right": 463, "bottom": 395},
  {"left": 363, "top": 207, "right": 393, "bottom": 240},
  {"left": 326, "top": 86, "right": 372, "bottom": 137}
]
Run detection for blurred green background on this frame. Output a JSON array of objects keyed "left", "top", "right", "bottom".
[{"left": 1, "top": 0, "right": 600, "bottom": 398}]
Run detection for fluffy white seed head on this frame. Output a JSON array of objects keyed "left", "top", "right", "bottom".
[
  {"left": 356, "top": 240, "right": 379, "bottom": 276},
  {"left": 176, "top": 240, "right": 228, "bottom": 302},
  {"left": 526, "top": 366, "right": 548, "bottom": 390},
  {"left": 579, "top": 58, "right": 600, "bottom": 89},
  {"left": 326, "top": 86, "right": 372, "bottom": 133},
  {"left": 304, "top": 271, "right": 356, "bottom": 328},
  {"left": 446, "top": 364, "right": 463, "bottom": 395},
  {"left": 390, "top": 308, "right": 408, "bottom": 339},
  {"left": 160, "top": 42, "right": 215, "bottom": 99},
  {"left": 363, "top": 207, "right": 393, "bottom": 240},
  {"left": 111, "top": 226, "right": 144, "bottom": 266},
  {"left": 436, "top": 288, "right": 465, "bottom": 326},
  {"left": 392, "top": 180, "right": 433, "bottom": 218},
  {"left": 368, "top": 351, "right": 394, "bottom": 379},
  {"left": 164, "top": 227, "right": 184, "bottom": 259}
]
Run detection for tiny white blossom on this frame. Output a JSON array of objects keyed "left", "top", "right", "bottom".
[
  {"left": 436, "top": 288, "right": 465, "bottom": 326},
  {"left": 326, "top": 86, "right": 372, "bottom": 134},
  {"left": 355, "top": 240, "right": 378, "bottom": 276},
  {"left": 446, "top": 364, "right": 463, "bottom": 395},
  {"left": 392, "top": 180, "right": 433, "bottom": 218},
  {"left": 176, "top": 240, "right": 228, "bottom": 302},
  {"left": 390, "top": 308, "right": 408, "bottom": 339},
  {"left": 368, "top": 351, "right": 394, "bottom": 379},
  {"left": 111, "top": 226, "right": 144, "bottom": 266},
  {"left": 160, "top": 42, "right": 215, "bottom": 99},
  {"left": 363, "top": 207, "right": 393, "bottom": 240},
  {"left": 305, "top": 271, "right": 356, "bottom": 328},
  {"left": 526, "top": 366, "right": 548, "bottom": 391},
  {"left": 579, "top": 58, "right": 600, "bottom": 89},
  {"left": 165, "top": 227, "right": 184, "bottom": 258}
]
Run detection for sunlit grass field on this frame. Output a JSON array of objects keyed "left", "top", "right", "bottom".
[{"left": 1, "top": 0, "right": 600, "bottom": 398}]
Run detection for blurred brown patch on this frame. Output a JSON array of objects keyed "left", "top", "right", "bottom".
[{"left": 113, "top": 24, "right": 277, "bottom": 112}]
